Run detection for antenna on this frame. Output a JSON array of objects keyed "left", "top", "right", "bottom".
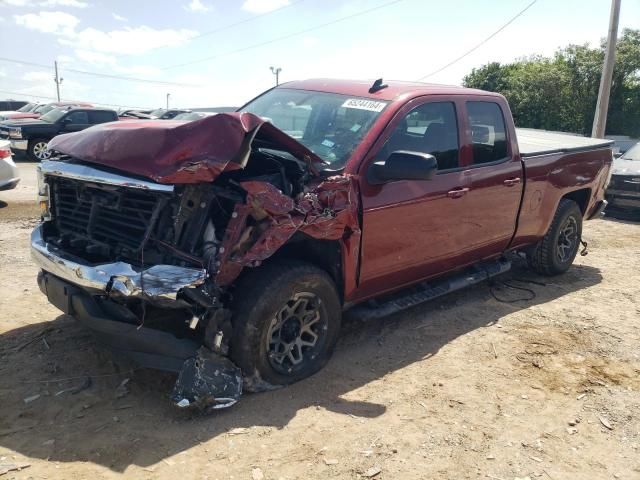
[{"left": 369, "top": 78, "right": 388, "bottom": 94}]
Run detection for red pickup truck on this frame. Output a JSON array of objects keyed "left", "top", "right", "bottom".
[{"left": 32, "top": 79, "right": 612, "bottom": 410}]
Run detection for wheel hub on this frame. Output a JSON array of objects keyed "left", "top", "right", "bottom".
[
  {"left": 267, "top": 292, "right": 325, "bottom": 374},
  {"left": 557, "top": 216, "right": 578, "bottom": 262}
]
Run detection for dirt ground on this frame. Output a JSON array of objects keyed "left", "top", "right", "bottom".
[{"left": 1, "top": 161, "right": 639, "bottom": 480}]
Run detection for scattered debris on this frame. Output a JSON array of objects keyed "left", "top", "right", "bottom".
[
  {"left": 492, "top": 343, "right": 498, "bottom": 359},
  {"left": 577, "top": 393, "right": 587, "bottom": 400},
  {"left": 115, "top": 378, "right": 130, "bottom": 399},
  {"left": 251, "top": 467, "right": 264, "bottom": 480},
  {"left": 360, "top": 450, "right": 373, "bottom": 457},
  {"left": 324, "top": 459, "right": 339, "bottom": 465},
  {"left": 598, "top": 416, "right": 613, "bottom": 430},
  {"left": 0, "top": 462, "right": 31, "bottom": 476},
  {"left": 71, "top": 376, "right": 92, "bottom": 395},
  {"left": 566, "top": 427, "right": 578, "bottom": 435},
  {"left": 362, "top": 466, "right": 382, "bottom": 478},
  {"left": 162, "top": 458, "right": 176, "bottom": 466},
  {"left": 529, "top": 455, "right": 543, "bottom": 462},
  {"left": 532, "top": 358, "right": 544, "bottom": 368},
  {"left": 227, "top": 427, "right": 250, "bottom": 435},
  {"left": 23, "top": 394, "right": 40, "bottom": 404}
]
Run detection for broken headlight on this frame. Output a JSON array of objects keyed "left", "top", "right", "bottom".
[{"left": 36, "top": 165, "right": 52, "bottom": 222}]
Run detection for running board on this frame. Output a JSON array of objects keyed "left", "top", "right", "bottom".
[{"left": 348, "top": 258, "right": 511, "bottom": 320}]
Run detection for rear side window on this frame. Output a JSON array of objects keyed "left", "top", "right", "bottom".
[
  {"left": 66, "top": 111, "right": 89, "bottom": 124},
  {"left": 383, "top": 102, "right": 459, "bottom": 170},
  {"left": 89, "top": 110, "right": 115, "bottom": 124},
  {"left": 466, "top": 101, "right": 508, "bottom": 164}
]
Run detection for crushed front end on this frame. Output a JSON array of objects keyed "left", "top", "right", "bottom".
[
  {"left": 32, "top": 161, "right": 245, "bottom": 410},
  {"left": 31, "top": 113, "right": 360, "bottom": 411}
]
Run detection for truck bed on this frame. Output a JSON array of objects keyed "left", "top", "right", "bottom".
[{"left": 516, "top": 128, "right": 614, "bottom": 158}]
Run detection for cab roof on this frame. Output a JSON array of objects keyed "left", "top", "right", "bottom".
[{"left": 279, "top": 78, "right": 502, "bottom": 102}]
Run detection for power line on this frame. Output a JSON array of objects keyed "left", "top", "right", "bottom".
[
  {"left": 161, "top": 0, "right": 412, "bottom": 70},
  {"left": 0, "top": 56, "right": 201, "bottom": 87},
  {"left": 416, "top": 0, "right": 538, "bottom": 81},
  {"left": 190, "top": 0, "right": 307, "bottom": 41}
]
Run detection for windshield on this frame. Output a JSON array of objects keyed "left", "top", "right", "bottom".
[
  {"left": 621, "top": 143, "right": 640, "bottom": 161},
  {"left": 17, "top": 103, "right": 36, "bottom": 112},
  {"left": 40, "top": 108, "right": 68, "bottom": 123},
  {"left": 242, "top": 88, "right": 388, "bottom": 166},
  {"left": 149, "top": 108, "right": 167, "bottom": 118},
  {"left": 174, "top": 112, "right": 208, "bottom": 120},
  {"left": 35, "top": 105, "right": 54, "bottom": 114}
]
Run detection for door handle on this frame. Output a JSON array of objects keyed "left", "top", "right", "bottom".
[
  {"left": 503, "top": 177, "right": 521, "bottom": 187},
  {"left": 447, "top": 187, "right": 469, "bottom": 199}
]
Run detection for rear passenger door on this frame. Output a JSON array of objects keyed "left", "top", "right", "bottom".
[
  {"left": 460, "top": 100, "right": 524, "bottom": 259},
  {"left": 89, "top": 110, "right": 116, "bottom": 125}
]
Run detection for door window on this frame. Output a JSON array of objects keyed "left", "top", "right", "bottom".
[
  {"left": 466, "top": 102, "right": 508, "bottom": 164},
  {"left": 383, "top": 102, "right": 459, "bottom": 171},
  {"left": 65, "top": 111, "right": 89, "bottom": 124},
  {"left": 89, "top": 110, "right": 115, "bottom": 124}
]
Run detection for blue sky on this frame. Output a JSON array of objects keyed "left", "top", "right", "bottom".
[{"left": 0, "top": 0, "right": 638, "bottom": 110}]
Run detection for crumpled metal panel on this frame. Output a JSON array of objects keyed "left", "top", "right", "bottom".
[
  {"left": 214, "top": 175, "right": 360, "bottom": 286},
  {"left": 171, "top": 348, "right": 243, "bottom": 411},
  {"left": 31, "top": 225, "right": 207, "bottom": 301},
  {"left": 47, "top": 112, "right": 323, "bottom": 184}
]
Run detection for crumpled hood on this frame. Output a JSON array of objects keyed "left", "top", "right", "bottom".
[{"left": 48, "top": 112, "right": 324, "bottom": 184}]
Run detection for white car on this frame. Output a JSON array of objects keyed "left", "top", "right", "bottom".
[{"left": 0, "top": 140, "right": 19, "bottom": 191}]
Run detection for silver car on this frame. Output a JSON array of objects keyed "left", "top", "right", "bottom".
[{"left": 0, "top": 139, "right": 19, "bottom": 191}]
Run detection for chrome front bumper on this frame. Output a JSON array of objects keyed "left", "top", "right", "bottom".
[{"left": 31, "top": 225, "right": 207, "bottom": 301}]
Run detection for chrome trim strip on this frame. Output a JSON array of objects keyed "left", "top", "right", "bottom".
[
  {"left": 31, "top": 225, "right": 206, "bottom": 300},
  {"left": 39, "top": 160, "right": 175, "bottom": 192}
]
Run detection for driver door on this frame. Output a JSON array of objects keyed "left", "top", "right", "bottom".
[
  {"left": 60, "top": 110, "right": 90, "bottom": 132},
  {"left": 356, "top": 97, "right": 477, "bottom": 299}
]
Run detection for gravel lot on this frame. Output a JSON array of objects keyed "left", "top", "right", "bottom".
[{"left": 1, "top": 161, "right": 639, "bottom": 480}]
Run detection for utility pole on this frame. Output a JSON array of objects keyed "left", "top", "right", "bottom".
[
  {"left": 166, "top": 93, "right": 170, "bottom": 109},
  {"left": 591, "top": 0, "right": 621, "bottom": 138},
  {"left": 270, "top": 66, "right": 282, "bottom": 86},
  {"left": 54, "top": 61, "right": 63, "bottom": 102}
]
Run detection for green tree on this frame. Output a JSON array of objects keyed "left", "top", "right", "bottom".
[{"left": 463, "top": 29, "right": 640, "bottom": 137}]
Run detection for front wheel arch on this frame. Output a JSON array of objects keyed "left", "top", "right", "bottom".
[{"left": 229, "top": 259, "right": 342, "bottom": 391}]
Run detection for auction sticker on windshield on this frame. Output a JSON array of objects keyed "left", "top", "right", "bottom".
[{"left": 341, "top": 99, "right": 387, "bottom": 112}]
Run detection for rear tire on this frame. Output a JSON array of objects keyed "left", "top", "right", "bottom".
[
  {"left": 28, "top": 138, "right": 51, "bottom": 162},
  {"left": 527, "top": 198, "right": 583, "bottom": 276},
  {"left": 230, "top": 260, "right": 342, "bottom": 390}
]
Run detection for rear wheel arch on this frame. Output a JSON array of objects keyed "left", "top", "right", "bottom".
[{"left": 561, "top": 188, "right": 591, "bottom": 215}]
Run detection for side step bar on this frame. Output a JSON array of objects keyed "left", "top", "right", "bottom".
[{"left": 348, "top": 257, "right": 511, "bottom": 320}]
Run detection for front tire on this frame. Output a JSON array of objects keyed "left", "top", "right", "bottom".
[
  {"left": 230, "top": 260, "right": 342, "bottom": 390},
  {"left": 527, "top": 198, "right": 583, "bottom": 276},
  {"left": 28, "top": 138, "right": 52, "bottom": 161}
]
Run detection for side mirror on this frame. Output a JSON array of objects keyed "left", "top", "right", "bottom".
[{"left": 368, "top": 151, "right": 438, "bottom": 184}]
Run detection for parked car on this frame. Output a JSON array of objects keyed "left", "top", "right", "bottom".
[
  {"left": 31, "top": 79, "right": 612, "bottom": 410},
  {"left": 0, "top": 99, "right": 28, "bottom": 112},
  {"left": 606, "top": 141, "right": 640, "bottom": 213},
  {"left": 173, "top": 111, "right": 217, "bottom": 121},
  {"left": 118, "top": 109, "right": 152, "bottom": 120},
  {"left": 0, "top": 107, "right": 118, "bottom": 160},
  {"left": 0, "top": 101, "right": 40, "bottom": 118},
  {"left": 0, "top": 101, "right": 93, "bottom": 121},
  {"left": 148, "top": 108, "right": 190, "bottom": 119},
  {"left": 0, "top": 140, "right": 19, "bottom": 191}
]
